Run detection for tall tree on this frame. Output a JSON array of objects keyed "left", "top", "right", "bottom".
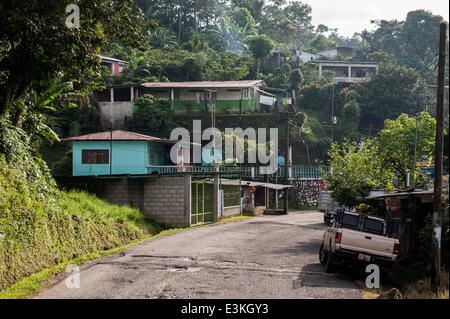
[
  {"left": 231, "top": 0, "right": 264, "bottom": 22},
  {"left": 357, "top": 63, "right": 430, "bottom": 129},
  {"left": 260, "top": 1, "right": 314, "bottom": 48},
  {"left": 358, "top": 10, "right": 444, "bottom": 82},
  {"left": 340, "top": 90, "right": 361, "bottom": 139},
  {"left": 246, "top": 35, "right": 275, "bottom": 77},
  {"left": 374, "top": 112, "right": 436, "bottom": 187},
  {"left": 0, "top": 0, "right": 148, "bottom": 118},
  {"left": 326, "top": 140, "right": 393, "bottom": 207},
  {"left": 139, "top": 0, "right": 225, "bottom": 43}
]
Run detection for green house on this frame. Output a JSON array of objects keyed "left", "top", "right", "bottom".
[
  {"left": 62, "top": 130, "right": 176, "bottom": 176},
  {"left": 139, "top": 80, "right": 265, "bottom": 113},
  {"left": 93, "top": 80, "right": 277, "bottom": 128}
]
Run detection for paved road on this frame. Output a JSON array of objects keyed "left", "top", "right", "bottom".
[{"left": 36, "top": 211, "right": 361, "bottom": 299}]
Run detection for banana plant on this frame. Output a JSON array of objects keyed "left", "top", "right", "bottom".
[
  {"left": 206, "top": 15, "right": 255, "bottom": 53},
  {"left": 21, "top": 81, "right": 75, "bottom": 143},
  {"left": 148, "top": 28, "right": 179, "bottom": 50}
]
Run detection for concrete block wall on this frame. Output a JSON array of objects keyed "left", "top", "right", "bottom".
[
  {"left": 141, "top": 175, "right": 191, "bottom": 228},
  {"left": 97, "top": 178, "right": 131, "bottom": 206},
  {"left": 94, "top": 175, "right": 191, "bottom": 228}
]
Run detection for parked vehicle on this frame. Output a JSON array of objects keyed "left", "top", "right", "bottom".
[
  {"left": 318, "top": 191, "right": 343, "bottom": 225},
  {"left": 319, "top": 211, "right": 400, "bottom": 273}
]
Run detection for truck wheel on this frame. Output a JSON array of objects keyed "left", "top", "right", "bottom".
[
  {"left": 319, "top": 243, "right": 327, "bottom": 264},
  {"left": 325, "top": 251, "right": 335, "bottom": 273}
]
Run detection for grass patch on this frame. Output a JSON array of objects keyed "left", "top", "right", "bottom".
[
  {"left": 356, "top": 271, "right": 449, "bottom": 299},
  {"left": 219, "top": 215, "right": 255, "bottom": 224},
  {"left": 356, "top": 280, "right": 382, "bottom": 299},
  {"left": 402, "top": 272, "right": 449, "bottom": 299},
  {"left": 0, "top": 236, "right": 152, "bottom": 299}
]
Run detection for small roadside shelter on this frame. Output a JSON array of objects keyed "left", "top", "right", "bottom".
[{"left": 241, "top": 181, "right": 293, "bottom": 215}]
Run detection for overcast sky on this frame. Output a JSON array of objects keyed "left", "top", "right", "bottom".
[{"left": 299, "top": 0, "right": 449, "bottom": 37}]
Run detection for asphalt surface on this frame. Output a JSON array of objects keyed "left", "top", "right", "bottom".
[{"left": 35, "top": 211, "right": 361, "bottom": 299}]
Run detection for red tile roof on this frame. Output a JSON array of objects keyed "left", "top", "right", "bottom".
[
  {"left": 61, "top": 130, "right": 174, "bottom": 143},
  {"left": 141, "top": 80, "right": 264, "bottom": 89}
]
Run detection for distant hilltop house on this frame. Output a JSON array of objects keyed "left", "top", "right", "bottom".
[
  {"left": 301, "top": 47, "right": 379, "bottom": 84},
  {"left": 316, "top": 46, "right": 353, "bottom": 60},
  {"left": 139, "top": 80, "right": 265, "bottom": 113},
  {"left": 294, "top": 49, "right": 318, "bottom": 63},
  {"left": 315, "top": 60, "right": 379, "bottom": 84},
  {"left": 100, "top": 55, "right": 128, "bottom": 77},
  {"left": 266, "top": 48, "right": 289, "bottom": 67},
  {"left": 92, "top": 80, "right": 280, "bottom": 128},
  {"left": 295, "top": 46, "right": 353, "bottom": 63}
]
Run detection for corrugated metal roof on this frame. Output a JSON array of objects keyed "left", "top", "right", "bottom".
[
  {"left": 313, "top": 60, "right": 379, "bottom": 65},
  {"left": 100, "top": 55, "right": 128, "bottom": 64},
  {"left": 61, "top": 130, "right": 175, "bottom": 143},
  {"left": 141, "top": 80, "right": 264, "bottom": 89},
  {"left": 365, "top": 190, "right": 434, "bottom": 199},
  {"left": 241, "top": 181, "right": 293, "bottom": 190}
]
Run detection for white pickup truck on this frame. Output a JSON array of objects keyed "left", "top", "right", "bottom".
[{"left": 319, "top": 211, "right": 400, "bottom": 273}]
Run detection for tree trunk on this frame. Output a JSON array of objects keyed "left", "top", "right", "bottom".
[
  {"left": 1, "top": 81, "right": 21, "bottom": 118},
  {"left": 256, "top": 59, "right": 261, "bottom": 79},
  {"left": 177, "top": 11, "right": 182, "bottom": 42}
]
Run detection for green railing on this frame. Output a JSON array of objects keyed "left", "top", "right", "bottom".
[
  {"left": 249, "top": 165, "right": 328, "bottom": 180},
  {"left": 147, "top": 165, "right": 328, "bottom": 180}
]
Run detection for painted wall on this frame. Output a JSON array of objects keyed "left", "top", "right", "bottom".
[
  {"left": 99, "top": 101, "right": 134, "bottom": 129},
  {"left": 297, "top": 51, "right": 318, "bottom": 63},
  {"left": 72, "top": 140, "right": 167, "bottom": 176}
]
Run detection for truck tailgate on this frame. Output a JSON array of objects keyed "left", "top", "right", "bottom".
[{"left": 338, "top": 229, "right": 397, "bottom": 260}]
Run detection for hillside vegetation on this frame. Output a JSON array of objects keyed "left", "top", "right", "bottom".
[{"left": 0, "top": 155, "right": 160, "bottom": 292}]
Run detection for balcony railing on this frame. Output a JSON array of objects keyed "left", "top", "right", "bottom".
[{"left": 147, "top": 165, "right": 328, "bottom": 180}]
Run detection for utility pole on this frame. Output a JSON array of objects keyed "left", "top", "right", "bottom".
[
  {"left": 110, "top": 124, "right": 113, "bottom": 175},
  {"left": 431, "top": 22, "right": 447, "bottom": 290},
  {"left": 284, "top": 112, "right": 290, "bottom": 214},
  {"left": 412, "top": 115, "right": 419, "bottom": 189},
  {"left": 208, "top": 89, "right": 220, "bottom": 222},
  {"left": 331, "top": 83, "right": 335, "bottom": 144},
  {"left": 303, "top": 140, "right": 311, "bottom": 165}
]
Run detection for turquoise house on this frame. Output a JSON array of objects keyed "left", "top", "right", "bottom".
[{"left": 63, "top": 130, "right": 175, "bottom": 176}]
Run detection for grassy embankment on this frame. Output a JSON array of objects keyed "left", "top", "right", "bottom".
[{"left": 0, "top": 156, "right": 162, "bottom": 298}]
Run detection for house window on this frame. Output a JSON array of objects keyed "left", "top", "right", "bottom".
[
  {"left": 82, "top": 150, "right": 109, "bottom": 164},
  {"left": 242, "top": 89, "right": 249, "bottom": 100},
  {"left": 149, "top": 148, "right": 156, "bottom": 165}
]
